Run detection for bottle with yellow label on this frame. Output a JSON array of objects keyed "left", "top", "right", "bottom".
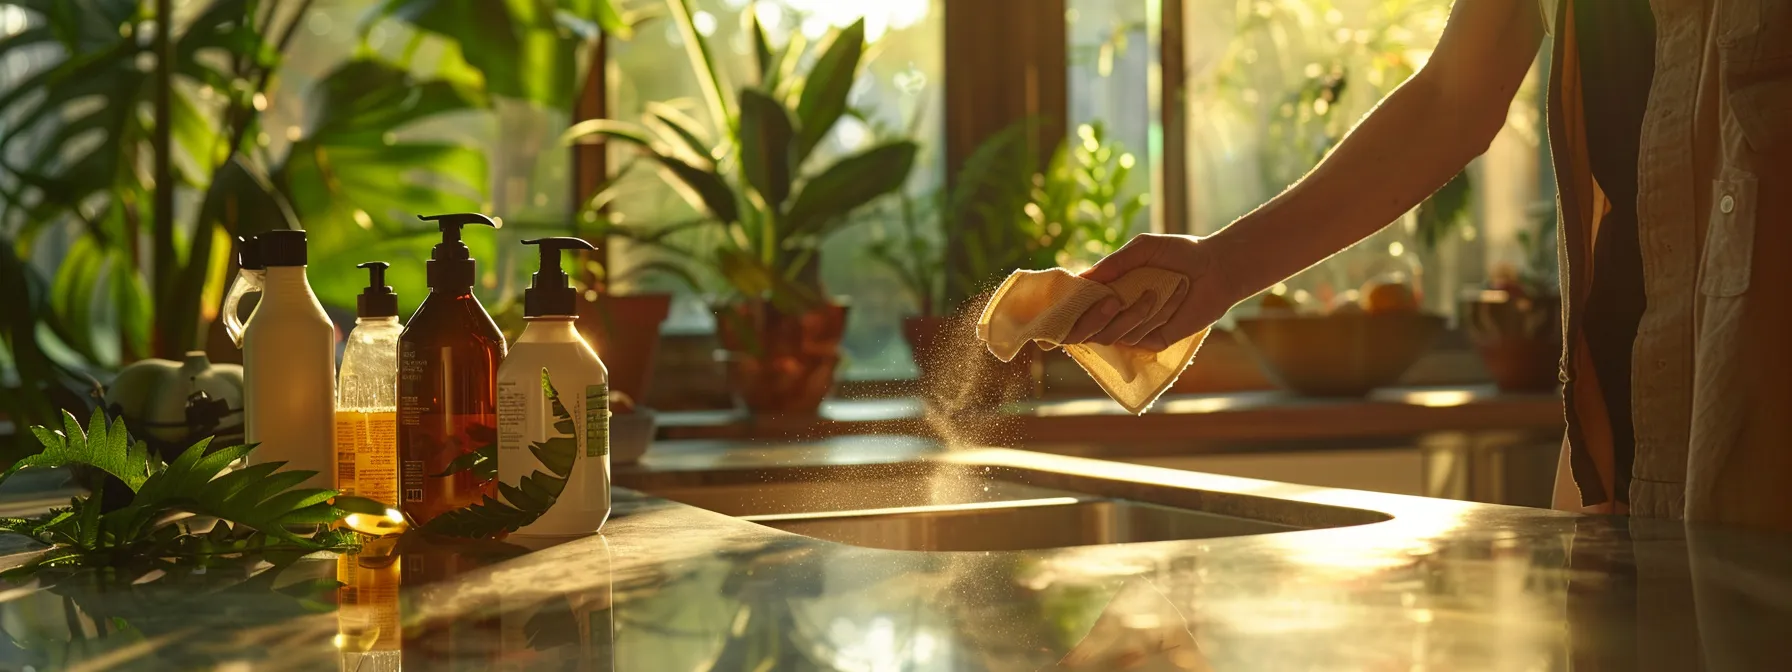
[{"left": 336, "top": 262, "right": 402, "bottom": 523}]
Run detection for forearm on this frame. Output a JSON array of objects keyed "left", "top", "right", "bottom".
[
  {"left": 1208, "top": 73, "right": 1501, "bottom": 296},
  {"left": 1203, "top": 0, "right": 1544, "bottom": 301}
]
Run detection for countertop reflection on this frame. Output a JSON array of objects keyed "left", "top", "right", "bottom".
[{"left": 1, "top": 443, "right": 1787, "bottom": 671}]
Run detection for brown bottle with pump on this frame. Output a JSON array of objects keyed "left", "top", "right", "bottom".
[{"left": 398, "top": 213, "right": 505, "bottom": 526}]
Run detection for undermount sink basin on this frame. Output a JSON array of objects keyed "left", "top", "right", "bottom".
[
  {"left": 744, "top": 497, "right": 1302, "bottom": 552},
  {"left": 616, "top": 454, "right": 1389, "bottom": 552}
]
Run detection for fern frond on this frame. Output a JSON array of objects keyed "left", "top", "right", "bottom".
[
  {"left": 422, "top": 370, "right": 581, "bottom": 539},
  {"left": 3, "top": 409, "right": 155, "bottom": 492}
]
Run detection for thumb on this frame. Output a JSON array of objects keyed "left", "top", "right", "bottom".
[{"left": 1080, "top": 237, "right": 1156, "bottom": 285}]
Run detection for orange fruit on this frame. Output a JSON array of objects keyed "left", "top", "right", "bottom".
[{"left": 1360, "top": 281, "right": 1419, "bottom": 314}]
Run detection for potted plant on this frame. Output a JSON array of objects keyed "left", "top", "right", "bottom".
[
  {"left": 1461, "top": 207, "right": 1562, "bottom": 392},
  {"left": 565, "top": 8, "right": 917, "bottom": 415},
  {"left": 870, "top": 121, "right": 1147, "bottom": 407}
]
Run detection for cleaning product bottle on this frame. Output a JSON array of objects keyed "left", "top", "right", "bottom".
[
  {"left": 398, "top": 213, "right": 505, "bottom": 526},
  {"left": 242, "top": 230, "right": 337, "bottom": 487},
  {"left": 220, "top": 235, "right": 265, "bottom": 347},
  {"left": 497, "top": 237, "right": 610, "bottom": 536},
  {"left": 336, "top": 262, "right": 403, "bottom": 522}
]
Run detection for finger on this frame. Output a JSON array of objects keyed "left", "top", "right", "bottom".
[
  {"left": 1090, "top": 291, "right": 1156, "bottom": 345},
  {"left": 1062, "top": 297, "right": 1122, "bottom": 344},
  {"left": 1140, "top": 301, "right": 1223, "bottom": 351},
  {"left": 1080, "top": 236, "right": 1155, "bottom": 284},
  {"left": 1121, "top": 283, "right": 1188, "bottom": 346}
]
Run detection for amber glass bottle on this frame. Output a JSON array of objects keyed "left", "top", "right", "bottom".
[{"left": 398, "top": 213, "right": 505, "bottom": 526}]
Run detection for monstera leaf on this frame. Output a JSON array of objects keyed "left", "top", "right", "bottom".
[
  {"left": 276, "top": 58, "right": 490, "bottom": 313},
  {"left": 366, "top": 0, "right": 628, "bottom": 109}
]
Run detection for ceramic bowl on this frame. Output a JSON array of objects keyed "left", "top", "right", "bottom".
[{"left": 1234, "top": 312, "right": 1445, "bottom": 396}]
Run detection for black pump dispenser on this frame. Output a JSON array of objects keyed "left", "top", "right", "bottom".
[
  {"left": 356, "top": 261, "right": 399, "bottom": 318},
  {"left": 419, "top": 213, "right": 500, "bottom": 290},
  {"left": 521, "top": 237, "right": 596, "bottom": 317}
]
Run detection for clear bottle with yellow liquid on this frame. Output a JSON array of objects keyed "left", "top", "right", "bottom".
[{"left": 337, "top": 262, "right": 403, "bottom": 530}]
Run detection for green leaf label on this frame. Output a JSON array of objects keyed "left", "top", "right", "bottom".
[{"left": 585, "top": 384, "right": 610, "bottom": 458}]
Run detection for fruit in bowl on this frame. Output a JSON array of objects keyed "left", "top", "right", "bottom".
[{"left": 1237, "top": 280, "right": 1442, "bottom": 396}]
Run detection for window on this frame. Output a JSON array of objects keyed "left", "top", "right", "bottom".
[
  {"left": 1180, "top": 0, "right": 1552, "bottom": 323},
  {"left": 605, "top": 0, "right": 943, "bottom": 379}
]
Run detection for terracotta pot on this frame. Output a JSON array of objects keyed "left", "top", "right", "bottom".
[
  {"left": 1461, "top": 291, "right": 1563, "bottom": 392},
  {"left": 714, "top": 301, "right": 848, "bottom": 415},
  {"left": 903, "top": 314, "right": 1038, "bottom": 412},
  {"left": 576, "top": 293, "right": 672, "bottom": 406}
]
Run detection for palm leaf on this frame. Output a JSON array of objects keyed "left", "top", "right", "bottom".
[{"left": 3, "top": 409, "right": 154, "bottom": 493}]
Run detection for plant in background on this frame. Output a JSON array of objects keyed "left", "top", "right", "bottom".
[
  {"left": 869, "top": 120, "right": 1148, "bottom": 318},
  {"left": 1507, "top": 206, "right": 1559, "bottom": 297},
  {"left": 565, "top": 2, "right": 917, "bottom": 314},
  {"left": 0, "top": 0, "right": 626, "bottom": 461},
  {"left": 0, "top": 409, "right": 384, "bottom": 575}
]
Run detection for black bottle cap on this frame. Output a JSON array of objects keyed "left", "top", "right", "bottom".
[
  {"left": 356, "top": 261, "right": 399, "bottom": 318},
  {"left": 521, "top": 237, "right": 597, "bottom": 317},
  {"left": 419, "top": 213, "right": 500, "bottom": 290},
  {"left": 260, "top": 230, "right": 307, "bottom": 267},
  {"left": 236, "top": 235, "right": 265, "bottom": 271}
]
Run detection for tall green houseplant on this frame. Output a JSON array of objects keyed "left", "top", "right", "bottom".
[{"left": 565, "top": 3, "right": 917, "bottom": 313}]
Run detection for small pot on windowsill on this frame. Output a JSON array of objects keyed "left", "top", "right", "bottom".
[
  {"left": 903, "top": 311, "right": 1039, "bottom": 414},
  {"left": 715, "top": 299, "right": 849, "bottom": 416},
  {"left": 575, "top": 292, "right": 673, "bottom": 406},
  {"left": 1460, "top": 287, "right": 1562, "bottom": 393}
]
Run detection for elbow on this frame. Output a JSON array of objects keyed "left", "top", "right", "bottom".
[{"left": 1409, "top": 68, "right": 1512, "bottom": 160}]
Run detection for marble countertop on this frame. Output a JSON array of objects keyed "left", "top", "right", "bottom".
[
  {"left": 1, "top": 441, "right": 1786, "bottom": 671},
  {"left": 657, "top": 386, "right": 1565, "bottom": 449}
]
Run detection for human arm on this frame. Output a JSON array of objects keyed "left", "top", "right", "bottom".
[{"left": 1066, "top": 0, "right": 1549, "bottom": 348}]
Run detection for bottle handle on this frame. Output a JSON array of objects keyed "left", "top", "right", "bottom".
[{"left": 221, "top": 270, "right": 264, "bottom": 347}]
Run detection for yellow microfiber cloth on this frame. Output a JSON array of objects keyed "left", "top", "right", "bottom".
[{"left": 976, "top": 267, "right": 1208, "bottom": 415}]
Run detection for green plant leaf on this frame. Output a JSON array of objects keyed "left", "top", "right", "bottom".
[
  {"left": 750, "top": 11, "right": 775, "bottom": 85},
  {"left": 114, "top": 438, "right": 343, "bottom": 548},
  {"left": 4, "top": 409, "right": 154, "bottom": 493},
  {"left": 738, "top": 88, "right": 795, "bottom": 209},
  {"left": 647, "top": 106, "right": 718, "bottom": 166},
  {"left": 432, "top": 443, "right": 497, "bottom": 480},
  {"left": 370, "top": 0, "right": 580, "bottom": 109},
  {"left": 565, "top": 120, "right": 739, "bottom": 223},
  {"left": 422, "top": 370, "right": 580, "bottom": 538},
  {"left": 562, "top": 0, "right": 632, "bottom": 39},
  {"left": 665, "top": 0, "right": 732, "bottom": 135},
  {"left": 792, "top": 19, "right": 865, "bottom": 163},
  {"left": 784, "top": 141, "right": 917, "bottom": 237},
  {"left": 1415, "top": 169, "right": 1473, "bottom": 252}
]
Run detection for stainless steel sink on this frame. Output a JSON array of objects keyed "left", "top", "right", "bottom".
[
  {"left": 743, "top": 497, "right": 1303, "bottom": 552},
  {"left": 616, "top": 450, "right": 1390, "bottom": 552}
]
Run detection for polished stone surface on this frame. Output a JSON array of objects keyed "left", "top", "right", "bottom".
[{"left": 1, "top": 444, "right": 1788, "bottom": 671}]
